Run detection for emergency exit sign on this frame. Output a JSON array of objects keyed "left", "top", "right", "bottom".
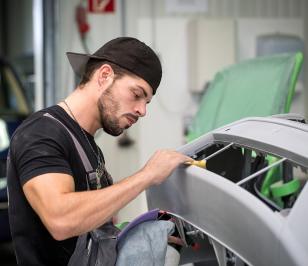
[{"left": 88, "top": 0, "right": 115, "bottom": 13}]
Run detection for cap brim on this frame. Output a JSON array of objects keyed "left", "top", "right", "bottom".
[
  {"left": 66, "top": 52, "right": 90, "bottom": 77},
  {"left": 66, "top": 52, "right": 114, "bottom": 77}
]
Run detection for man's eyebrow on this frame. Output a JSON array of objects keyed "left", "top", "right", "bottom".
[
  {"left": 136, "top": 85, "right": 147, "bottom": 97},
  {"left": 134, "top": 85, "right": 151, "bottom": 103}
]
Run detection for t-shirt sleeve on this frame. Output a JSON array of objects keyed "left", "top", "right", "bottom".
[{"left": 11, "top": 116, "right": 73, "bottom": 186}]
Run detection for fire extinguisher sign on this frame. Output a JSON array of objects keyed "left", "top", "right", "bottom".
[{"left": 88, "top": 0, "right": 115, "bottom": 13}]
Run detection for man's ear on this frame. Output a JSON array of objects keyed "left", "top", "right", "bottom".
[{"left": 97, "top": 64, "right": 114, "bottom": 86}]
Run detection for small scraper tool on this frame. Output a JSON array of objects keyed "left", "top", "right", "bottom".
[{"left": 185, "top": 160, "right": 206, "bottom": 168}]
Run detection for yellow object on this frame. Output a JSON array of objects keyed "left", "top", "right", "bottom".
[{"left": 185, "top": 160, "right": 206, "bottom": 168}]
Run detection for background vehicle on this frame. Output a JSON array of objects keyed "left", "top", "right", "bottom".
[{"left": 0, "top": 57, "right": 31, "bottom": 242}]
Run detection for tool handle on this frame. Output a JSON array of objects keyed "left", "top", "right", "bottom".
[{"left": 185, "top": 160, "right": 206, "bottom": 168}]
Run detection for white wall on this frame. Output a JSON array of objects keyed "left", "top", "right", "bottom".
[
  {"left": 237, "top": 18, "right": 304, "bottom": 61},
  {"left": 188, "top": 18, "right": 236, "bottom": 92}
]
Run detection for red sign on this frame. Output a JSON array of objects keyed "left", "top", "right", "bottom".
[{"left": 88, "top": 0, "right": 115, "bottom": 13}]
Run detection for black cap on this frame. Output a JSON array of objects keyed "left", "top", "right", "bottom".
[{"left": 66, "top": 37, "right": 162, "bottom": 94}]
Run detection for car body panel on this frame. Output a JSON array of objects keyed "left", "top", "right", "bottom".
[{"left": 147, "top": 115, "right": 308, "bottom": 266}]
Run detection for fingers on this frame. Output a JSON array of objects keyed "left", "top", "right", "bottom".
[
  {"left": 168, "top": 235, "right": 184, "bottom": 246},
  {"left": 149, "top": 149, "right": 190, "bottom": 170},
  {"left": 143, "top": 149, "right": 192, "bottom": 185}
]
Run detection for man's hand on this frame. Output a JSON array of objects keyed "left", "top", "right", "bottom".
[
  {"left": 168, "top": 235, "right": 184, "bottom": 246},
  {"left": 141, "top": 149, "right": 192, "bottom": 185}
]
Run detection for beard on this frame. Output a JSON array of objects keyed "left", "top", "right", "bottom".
[{"left": 97, "top": 85, "right": 124, "bottom": 136}]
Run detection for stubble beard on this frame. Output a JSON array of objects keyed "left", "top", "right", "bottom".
[{"left": 97, "top": 86, "right": 124, "bottom": 136}]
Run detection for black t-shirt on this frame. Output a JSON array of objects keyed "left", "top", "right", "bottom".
[{"left": 7, "top": 105, "right": 111, "bottom": 265}]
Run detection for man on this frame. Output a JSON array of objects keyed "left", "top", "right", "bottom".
[{"left": 7, "top": 37, "right": 191, "bottom": 265}]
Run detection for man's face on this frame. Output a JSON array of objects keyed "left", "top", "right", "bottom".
[{"left": 97, "top": 75, "right": 153, "bottom": 136}]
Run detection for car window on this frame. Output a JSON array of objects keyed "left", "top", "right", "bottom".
[
  {"left": 0, "top": 61, "right": 30, "bottom": 115},
  {"left": 0, "top": 118, "right": 9, "bottom": 152}
]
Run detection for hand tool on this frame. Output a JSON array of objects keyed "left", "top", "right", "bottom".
[{"left": 185, "top": 160, "right": 206, "bottom": 168}]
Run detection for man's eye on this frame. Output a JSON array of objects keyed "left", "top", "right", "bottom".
[{"left": 133, "top": 92, "right": 141, "bottom": 98}]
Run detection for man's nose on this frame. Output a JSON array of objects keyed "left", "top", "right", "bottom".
[{"left": 135, "top": 102, "right": 146, "bottom": 117}]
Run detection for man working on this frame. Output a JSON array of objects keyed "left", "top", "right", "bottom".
[{"left": 7, "top": 37, "right": 191, "bottom": 265}]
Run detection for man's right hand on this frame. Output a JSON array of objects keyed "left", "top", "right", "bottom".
[{"left": 141, "top": 149, "right": 192, "bottom": 185}]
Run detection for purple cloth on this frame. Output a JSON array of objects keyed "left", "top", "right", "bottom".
[{"left": 117, "top": 209, "right": 159, "bottom": 242}]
